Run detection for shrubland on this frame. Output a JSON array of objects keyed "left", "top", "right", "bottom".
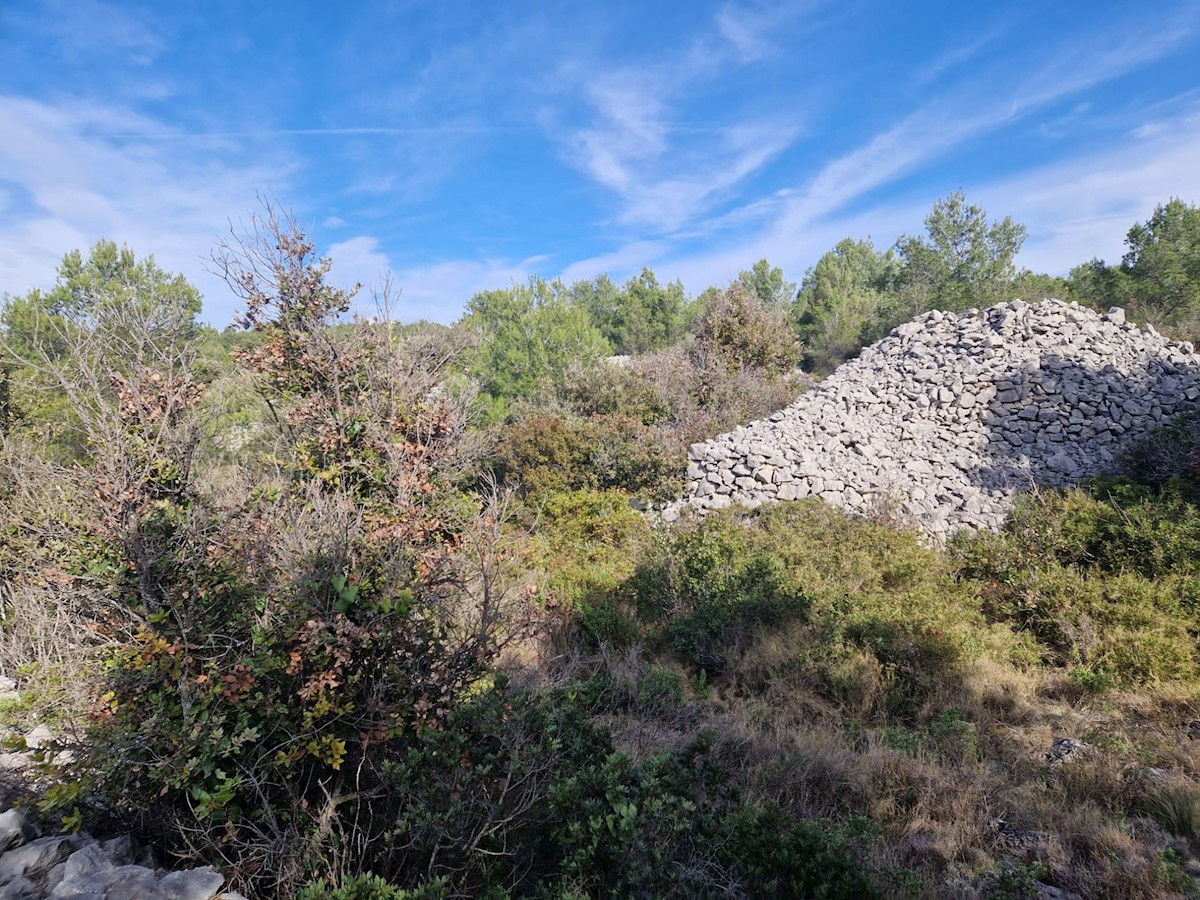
[{"left": 1, "top": 196, "right": 1199, "bottom": 897}]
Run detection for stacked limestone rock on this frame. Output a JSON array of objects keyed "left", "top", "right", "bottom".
[{"left": 675, "top": 299, "right": 1200, "bottom": 539}]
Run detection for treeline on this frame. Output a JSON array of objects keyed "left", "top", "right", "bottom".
[
  {"left": 4, "top": 192, "right": 1196, "bottom": 442},
  {"left": 460, "top": 192, "right": 1200, "bottom": 422}
]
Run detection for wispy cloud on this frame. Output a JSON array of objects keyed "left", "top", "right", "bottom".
[
  {"left": 0, "top": 94, "right": 291, "bottom": 322},
  {"left": 382, "top": 257, "right": 547, "bottom": 324},
  {"left": 99, "top": 126, "right": 513, "bottom": 141},
  {"left": 715, "top": 1, "right": 826, "bottom": 63},
  {"left": 30, "top": 0, "right": 167, "bottom": 65},
  {"left": 774, "top": 9, "right": 1200, "bottom": 236},
  {"left": 914, "top": 23, "right": 1009, "bottom": 85},
  {"left": 554, "top": 4, "right": 809, "bottom": 235},
  {"left": 571, "top": 73, "right": 671, "bottom": 194},
  {"left": 559, "top": 240, "right": 670, "bottom": 285},
  {"left": 657, "top": 98, "right": 1200, "bottom": 304},
  {"left": 617, "top": 121, "right": 799, "bottom": 231},
  {"left": 327, "top": 235, "right": 392, "bottom": 295},
  {"left": 984, "top": 107, "right": 1200, "bottom": 273}
]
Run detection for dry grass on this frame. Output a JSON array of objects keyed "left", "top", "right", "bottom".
[{"left": 544, "top": 627, "right": 1200, "bottom": 897}]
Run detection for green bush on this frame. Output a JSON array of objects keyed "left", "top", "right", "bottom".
[
  {"left": 296, "top": 874, "right": 447, "bottom": 899},
  {"left": 623, "top": 503, "right": 1023, "bottom": 716},
  {"left": 694, "top": 282, "right": 802, "bottom": 375},
  {"left": 630, "top": 515, "right": 810, "bottom": 669},
  {"left": 577, "top": 596, "right": 642, "bottom": 649},
  {"left": 371, "top": 682, "right": 613, "bottom": 893},
  {"left": 39, "top": 215, "right": 536, "bottom": 898},
  {"left": 558, "top": 359, "right": 671, "bottom": 425},
  {"left": 493, "top": 412, "right": 684, "bottom": 501},
  {"left": 548, "top": 735, "right": 877, "bottom": 898},
  {"left": 528, "top": 488, "right": 650, "bottom": 618},
  {"left": 953, "top": 483, "right": 1200, "bottom": 684}
]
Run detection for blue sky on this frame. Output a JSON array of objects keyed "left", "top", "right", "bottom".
[{"left": 2, "top": 0, "right": 1200, "bottom": 326}]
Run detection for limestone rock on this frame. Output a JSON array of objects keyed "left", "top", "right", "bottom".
[
  {"left": 0, "top": 811, "right": 35, "bottom": 854},
  {"left": 1046, "top": 738, "right": 1090, "bottom": 763},
  {"left": 0, "top": 834, "right": 83, "bottom": 881},
  {"left": 0, "top": 877, "right": 38, "bottom": 900},
  {"left": 160, "top": 867, "right": 224, "bottom": 900},
  {"left": 22, "top": 727, "right": 53, "bottom": 751},
  {"left": 675, "top": 300, "right": 1200, "bottom": 540}
]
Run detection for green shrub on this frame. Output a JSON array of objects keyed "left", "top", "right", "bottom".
[
  {"left": 953, "top": 483, "right": 1200, "bottom": 684},
  {"left": 494, "top": 412, "right": 684, "bottom": 501},
  {"left": 296, "top": 874, "right": 447, "bottom": 899},
  {"left": 694, "top": 282, "right": 802, "bottom": 375},
  {"left": 630, "top": 516, "right": 809, "bottom": 669},
  {"left": 42, "top": 214, "right": 535, "bottom": 898},
  {"left": 577, "top": 596, "right": 642, "bottom": 649},
  {"left": 372, "top": 682, "right": 613, "bottom": 894},
  {"left": 618, "top": 502, "right": 1029, "bottom": 716},
  {"left": 558, "top": 359, "right": 670, "bottom": 425},
  {"left": 548, "top": 735, "right": 878, "bottom": 898},
  {"left": 716, "top": 804, "right": 878, "bottom": 899},
  {"left": 529, "top": 488, "right": 650, "bottom": 617},
  {"left": 636, "top": 665, "right": 685, "bottom": 711}
]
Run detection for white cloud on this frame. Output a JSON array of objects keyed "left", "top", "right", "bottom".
[
  {"left": 0, "top": 94, "right": 292, "bottom": 322},
  {"left": 551, "top": 2, "right": 812, "bottom": 236},
  {"left": 768, "top": 12, "right": 1200, "bottom": 241},
  {"left": 571, "top": 73, "right": 671, "bottom": 195},
  {"left": 715, "top": 1, "right": 825, "bottom": 63},
  {"left": 715, "top": 6, "right": 771, "bottom": 62},
  {"left": 657, "top": 103, "right": 1200, "bottom": 300},
  {"left": 35, "top": 0, "right": 167, "bottom": 65},
  {"left": 327, "top": 235, "right": 392, "bottom": 296},
  {"left": 558, "top": 240, "right": 669, "bottom": 284},
  {"left": 616, "top": 121, "right": 799, "bottom": 232},
  {"left": 914, "top": 24, "right": 1009, "bottom": 85},
  {"left": 562, "top": 62, "right": 800, "bottom": 233},
  {"left": 382, "top": 257, "right": 546, "bottom": 324},
  {"left": 979, "top": 112, "right": 1200, "bottom": 274}
]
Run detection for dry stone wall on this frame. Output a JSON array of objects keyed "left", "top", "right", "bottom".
[{"left": 674, "top": 299, "right": 1200, "bottom": 539}]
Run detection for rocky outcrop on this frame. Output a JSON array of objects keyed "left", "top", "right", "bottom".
[
  {"left": 0, "top": 688, "right": 241, "bottom": 900},
  {"left": 674, "top": 299, "right": 1200, "bottom": 538},
  {"left": 0, "top": 807, "right": 242, "bottom": 900}
]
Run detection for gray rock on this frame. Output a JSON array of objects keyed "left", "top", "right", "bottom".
[
  {"left": 160, "top": 866, "right": 224, "bottom": 900},
  {"left": 22, "top": 726, "right": 53, "bottom": 751},
  {"left": 0, "top": 810, "right": 35, "bottom": 854},
  {"left": 57, "top": 843, "right": 113, "bottom": 884},
  {"left": 1035, "top": 882, "right": 1084, "bottom": 900},
  {"left": 0, "top": 877, "right": 38, "bottom": 900},
  {"left": 0, "top": 755, "right": 31, "bottom": 773},
  {"left": 676, "top": 300, "right": 1200, "bottom": 540},
  {"left": 1046, "top": 453, "right": 1078, "bottom": 474},
  {"left": 1046, "top": 738, "right": 1090, "bottom": 763},
  {"left": 0, "top": 833, "right": 83, "bottom": 880},
  {"left": 76, "top": 865, "right": 164, "bottom": 900}
]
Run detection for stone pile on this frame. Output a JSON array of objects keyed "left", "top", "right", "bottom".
[{"left": 675, "top": 299, "right": 1200, "bottom": 538}]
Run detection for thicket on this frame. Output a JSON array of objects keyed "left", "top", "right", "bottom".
[{"left": 0, "top": 217, "right": 876, "bottom": 898}]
